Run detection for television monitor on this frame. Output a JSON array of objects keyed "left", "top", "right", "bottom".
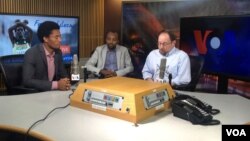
[
  {"left": 0, "top": 13, "right": 79, "bottom": 64},
  {"left": 180, "top": 15, "right": 250, "bottom": 81}
]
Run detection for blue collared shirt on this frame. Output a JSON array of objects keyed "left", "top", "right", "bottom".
[
  {"left": 142, "top": 47, "right": 191, "bottom": 86},
  {"left": 104, "top": 48, "right": 118, "bottom": 71}
]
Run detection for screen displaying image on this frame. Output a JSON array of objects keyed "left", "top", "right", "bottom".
[
  {"left": 0, "top": 13, "right": 79, "bottom": 64},
  {"left": 180, "top": 15, "right": 250, "bottom": 81}
]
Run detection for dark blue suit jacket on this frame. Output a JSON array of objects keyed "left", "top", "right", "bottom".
[{"left": 22, "top": 43, "right": 68, "bottom": 91}]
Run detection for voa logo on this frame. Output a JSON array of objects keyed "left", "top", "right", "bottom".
[
  {"left": 193, "top": 30, "right": 225, "bottom": 55},
  {"left": 226, "top": 129, "right": 246, "bottom": 136}
]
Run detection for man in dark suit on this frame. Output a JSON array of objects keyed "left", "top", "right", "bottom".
[{"left": 23, "top": 21, "right": 71, "bottom": 91}]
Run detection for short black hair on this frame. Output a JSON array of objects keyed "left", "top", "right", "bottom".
[
  {"left": 158, "top": 30, "right": 176, "bottom": 41},
  {"left": 37, "top": 21, "right": 60, "bottom": 43},
  {"left": 105, "top": 30, "right": 119, "bottom": 38}
]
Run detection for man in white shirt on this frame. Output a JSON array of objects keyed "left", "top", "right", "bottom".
[{"left": 142, "top": 30, "right": 191, "bottom": 86}]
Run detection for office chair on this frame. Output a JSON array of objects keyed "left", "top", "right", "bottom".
[
  {"left": 174, "top": 55, "right": 204, "bottom": 91},
  {"left": 0, "top": 54, "right": 38, "bottom": 95}
]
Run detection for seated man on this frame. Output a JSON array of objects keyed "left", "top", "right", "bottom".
[
  {"left": 142, "top": 30, "right": 191, "bottom": 86},
  {"left": 23, "top": 21, "right": 71, "bottom": 91},
  {"left": 86, "top": 31, "right": 134, "bottom": 78}
]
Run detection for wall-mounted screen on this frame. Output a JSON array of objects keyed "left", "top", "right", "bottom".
[
  {"left": 0, "top": 13, "right": 79, "bottom": 64},
  {"left": 180, "top": 15, "right": 250, "bottom": 81},
  {"left": 121, "top": 1, "right": 250, "bottom": 79}
]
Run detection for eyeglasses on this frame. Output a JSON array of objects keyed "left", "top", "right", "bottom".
[{"left": 158, "top": 42, "right": 172, "bottom": 46}]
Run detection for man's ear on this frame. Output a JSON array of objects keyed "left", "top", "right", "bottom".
[
  {"left": 43, "top": 37, "right": 48, "bottom": 43},
  {"left": 172, "top": 40, "right": 176, "bottom": 46}
]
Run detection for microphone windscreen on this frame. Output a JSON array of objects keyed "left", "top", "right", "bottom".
[{"left": 159, "top": 58, "right": 166, "bottom": 79}]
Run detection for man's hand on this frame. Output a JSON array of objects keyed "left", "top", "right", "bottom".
[
  {"left": 145, "top": 78, "right": 154, "bottom": 82},
  {"left": 58, "top": 78, "right": 71, "bottom": 91},
  {"left": 100, "top": 69, "right": 117, "bottom": 78}
]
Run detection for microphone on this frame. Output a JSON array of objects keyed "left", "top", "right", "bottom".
[
  {"left": 159, "top": 58, "right": 167, "bottom": 79},
  {"left": 71, "top": 54, "right": 80, "bottom": 85}
]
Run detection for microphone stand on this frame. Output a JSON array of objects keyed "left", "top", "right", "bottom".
[
  {"left": 83, "top": 66, "right": 88, "bottom": 83},
  {"left": 168, "top": 73, "right": 172, "bottom": 86}
]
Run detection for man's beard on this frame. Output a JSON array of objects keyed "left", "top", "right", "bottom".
[
  {"left": 48, "top": 44, "right": 60, "bottom": 50},
  {"left": 107, "top": 44, "right": 116, "bottom": 50},
  {"left": 159, "top": 49, "right": 167, "bottom": 56}
]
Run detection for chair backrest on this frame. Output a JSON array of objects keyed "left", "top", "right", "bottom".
[
  {"left": 188, "top": 55, "right": 205, "bottom": 91},
  {"left": 0, "top": 54, "right": 38, "bottom": 95},
  {"left": 174, "top": 55, "right": 204, "bottom": 91},
  {"left": 0, "top": 55, "right": 24, "bottom": 89}
]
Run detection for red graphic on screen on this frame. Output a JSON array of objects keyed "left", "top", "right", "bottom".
[
  {"left": 60, "top": 45, "right": 71, "bottom": 54},
  {"left": 193, "top": 30, "right": 213, "bottom": 54}
]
